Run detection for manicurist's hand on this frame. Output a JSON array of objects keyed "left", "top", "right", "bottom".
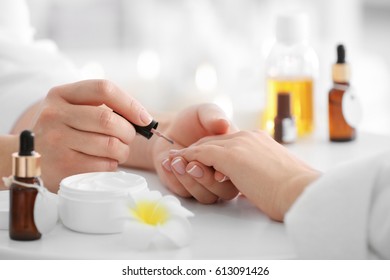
[
  {"left": 31, "top": 79, "right": 153, "bottom": 191},
  {"left": 172, "top": 130, "right": 321, "bottom": 221},
  {"left": 151, "top": 104, "right": 239, "bottom": 204}
]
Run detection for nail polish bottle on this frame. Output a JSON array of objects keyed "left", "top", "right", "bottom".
[
  {"left": 9, "top": 130, "right": 42, "bottom": 241},
  {"left": 274, "top": 92, "right": 296, "bottom": 144}
]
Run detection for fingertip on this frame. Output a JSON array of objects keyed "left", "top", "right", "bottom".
[
  {"left": 212, "top": 118, "right": 230, "bottom": 135},
  {"left": 186, "top": 163, "right": 204, "bottom": 178},
  {"left": 139, "top": 109, "right": 153, "bottom": 126},
  {"left": 171, "top": 157, "right": 186, "bottom": 175},
  {"left": 215, "top": 171, "right": 229, "bottom": 183},
  {"left": 161, "top": 158, "right": 172, "bottom": 172},
  {"left": 108, "top": 159, "right": 119, "bottom": 171}
]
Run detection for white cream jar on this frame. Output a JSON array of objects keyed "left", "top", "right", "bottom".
[
  {"left": 58, "top": 171, "right": 147, "bottom": 234},
  {"left": 0, "top": 191, "right": 9, "bottom": 230}
]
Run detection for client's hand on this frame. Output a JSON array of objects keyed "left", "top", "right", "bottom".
[
  {"left": 152, "top": 104, "right": 239, "bottom": 204},
  {"left": 172, "top": 130, "right": 321, "bottom": 221}
]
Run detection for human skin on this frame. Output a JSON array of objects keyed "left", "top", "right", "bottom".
[
  {"left": 147, "top": 104, "right": 240, "bottom": 204},
  {"left": 168, "top": 130, "right": 321, "bottom": 221},
  {"left": 1, "top": 79, "right": 153, "bottom": 191},
  {"left": 1, "top": 80, "right": 239, "bottom": 205}
]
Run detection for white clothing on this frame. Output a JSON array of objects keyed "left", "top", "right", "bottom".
[
  {"left": 286, "top": 150, "right": 390, "bottom": 259},
  {"left": 0, "top": 0, "right": 80, "bottom": 133}
]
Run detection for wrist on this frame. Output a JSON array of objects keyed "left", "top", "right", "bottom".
[{"left": 279, "top": 169, "right": 321, "bottom": 221}]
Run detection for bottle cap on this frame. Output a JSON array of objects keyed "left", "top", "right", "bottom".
[
  {"left": 131, "top": 120, "right": 159, "bottom": 139},
  {"left": 332, "top": 44, "right": 350, "bottom": 83},
  {"left": 12, "top": 130, "right": 41, "bottom": 178},
  {"left": 276, "top": 92, "right": 292, "bottom": 118},
  {"left": 275, "top": 13, "right": 309, "bottom": 45}
]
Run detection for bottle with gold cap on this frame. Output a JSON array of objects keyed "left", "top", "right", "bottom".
[
  {"left": 328, "top": 44, "right": 356, "bottom": 142},
  {"left": 9, "top": 130, "right": 42, "bottom": 240}
]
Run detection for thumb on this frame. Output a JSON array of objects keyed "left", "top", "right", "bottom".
[{"left": 198, "top": 104, "right": 234, "bottom": 135}]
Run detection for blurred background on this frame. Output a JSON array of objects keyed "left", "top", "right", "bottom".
[{"left": 26, "top": 0, "right": 390, "bottom": 135}]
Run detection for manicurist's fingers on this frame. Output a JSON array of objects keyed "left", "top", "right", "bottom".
[
  {"left": 65, "top": 151, "right": 119, "bottom": 174},
  {"left": 63, "top": 127, "right": 130, "bottom": 163},
  {"left": 50, "top": 79, "right": 153, "bottom": 126},
  {"left": 197, "top": 103, "right": 232, "bottom": 135},
  {"left": 61, "top": 104, "right": 135, "bottom": 145}
]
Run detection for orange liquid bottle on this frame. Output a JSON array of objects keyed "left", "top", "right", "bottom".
[
  {"left": 262, "top": 13, "right": 318, "bottom": 136},
  {"left": 265, "top": 78, "right": 313, "bottom": 136}
]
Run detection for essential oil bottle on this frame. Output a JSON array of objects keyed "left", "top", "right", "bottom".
[
  {"left": 328, "top": 44, "right": 356, "bottom": 142},
  {"left": 9, "top": 130, "right": 42, "bottom": 241},
  {"left": 274, "top": 92, "right": 296, "bottom": 144},
  {"left": 262, "top": 13, "right": 318, "bottom": 136}
]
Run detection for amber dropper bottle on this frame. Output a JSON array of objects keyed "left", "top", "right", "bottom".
[
  {"left": 9, "top": 130, "right": 42, "bottom": 241},
  {"left": 274, "top": 92, "right": 296, "bottom": 144},
  {"left": 328, "top": 44, "right": 356, "bottom": 142}
]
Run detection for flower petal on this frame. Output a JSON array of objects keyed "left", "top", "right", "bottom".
[
  {"left": 125, "top": 188, "right": 153, "bottom": 209},
  {"left": 157, "top": 217, "right": 193, "bottom": 248},
  {"left": 122, "top": 221, "right": 156, "bottom": 250},
  {"left": 126, "top": 190, "right": 163, "bottom": 220},
  {"left": 137, "top": 190, "right": 163, "bottom": 202},
  {"left": 156, "top": 195, "right": 194, "bottom": 218}
]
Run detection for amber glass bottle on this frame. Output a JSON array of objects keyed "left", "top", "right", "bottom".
[
  {"left": 328, "top": 45, "right": 356, "bottom": 142},
  {"left": 9, "top": 130, "right": 42, "bottom": 241},
  {"left": 274, "top": 92, "right": 296, "bottom": 144}
]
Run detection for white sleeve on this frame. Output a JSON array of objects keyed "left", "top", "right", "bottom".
[
  {"left": 0, "top": 0, "right": 81, "bottom": 134},
  {"left": 0, "top": 39, "right": 81, "bottom": 134},
  {"left": 285, "top": 150, "right": 390, "bottom": 259}
]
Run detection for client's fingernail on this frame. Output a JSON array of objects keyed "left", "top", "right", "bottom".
[
  {"left": 187, "top": 165, "right": 204, "bottom": 178},
  {"left": 140, "top": 109, "right": 153, "bottom": 125},
  {"left": 218, "top": 175, "right": 229, "bottom": 183},
  {"left": 171, "top": 158, "right": 186, "bottom": 175},
  {"left": 161, "top": 158, "right": 172, "bottom": 172}
]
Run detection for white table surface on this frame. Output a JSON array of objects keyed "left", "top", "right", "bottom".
[{"left": 0, "top": 132, "right": 389, "bottom": 260}]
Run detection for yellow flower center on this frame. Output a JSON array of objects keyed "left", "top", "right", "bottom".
[{"left": 131, "top": 201, "right": 169, "bottom": 226}]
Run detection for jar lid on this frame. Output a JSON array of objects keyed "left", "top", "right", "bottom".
[
  {"left": 0, "top": 191, "right": 9, "bottom": 230},
  {"left": 59, "top": 171, "right": 148, "bottom": 201}
]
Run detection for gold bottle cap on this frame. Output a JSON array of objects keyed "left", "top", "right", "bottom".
[
  {"left": 12, "top": 131, "right": 41, "bottom": 178},
  {"left": 12, "top": 152, "right": 41, "bottom": 178},
  {"left": 332, "top": 44, "right": 350, "bottom": 83},
  {"left": 332, "top": 63, "right": 350, "bottom": 83}
]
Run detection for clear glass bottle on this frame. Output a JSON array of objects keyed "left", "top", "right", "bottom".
[{"left": 262, "top": 13, "right": 318, "bottom": 137}]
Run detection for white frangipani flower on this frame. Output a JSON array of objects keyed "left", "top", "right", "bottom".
[{"left": 123, "top": 190, "right": 194, "bottom": 250}]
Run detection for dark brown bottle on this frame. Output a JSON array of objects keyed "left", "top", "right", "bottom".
[
  {"left": 274, "top": 92, "right": 296, "bottom": 144},
  {"left": 9, "top": 130, "right": 42, "bottom": 241},
  {"left": 328, "top": 44, "right": 356, "bottom": 142}
]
